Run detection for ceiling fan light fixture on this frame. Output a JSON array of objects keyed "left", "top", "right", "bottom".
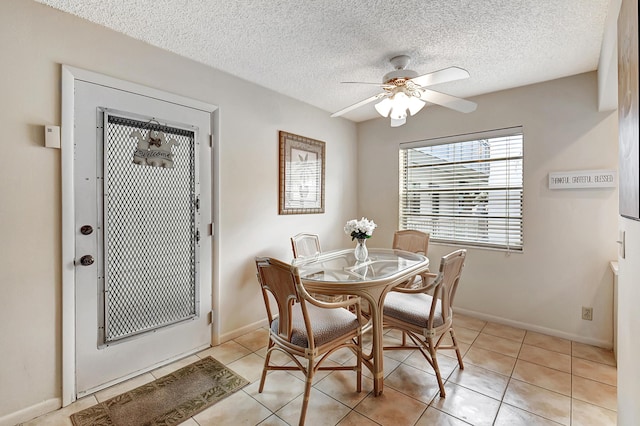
[
  {"left": 375, "top": 91, "right": 424, "bottom": 126},
  {"left": 374, "top": 97, "right": 393, "bottom": 117},
  {"left": 390, "top": 117, "right": 406, "bottom": 127},
  {"left": 389, "top": 108, "right": 407, "bottom": 120},
  {"left": 407, "top": 96, "right": 426, "bottom": 116},
  {"left": 389, "top": 92, "right": 410, "bottom": 120}
]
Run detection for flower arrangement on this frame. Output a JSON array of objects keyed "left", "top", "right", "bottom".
[{"left": 344, "top": 217, "right": 377, "bottom": 240}]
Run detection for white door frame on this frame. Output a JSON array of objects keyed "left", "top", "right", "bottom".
[{"left": 61, "top": 65, "right": 220, "bottom": 406}]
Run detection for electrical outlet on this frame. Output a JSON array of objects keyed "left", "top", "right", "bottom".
[{"left": 582, "top": 306, "right": 593, "bottom": 321}]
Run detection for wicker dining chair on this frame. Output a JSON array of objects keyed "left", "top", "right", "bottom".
[
  {"left": 255, "top": 257, "right": 363, "bottom": 426},
  {"left": 290, "top": 233, "right": 322, "bottom": 258},
  {"left": 392, "top": 229, "right": 431, "bottom": 289},
  {"left": 383, "top": 249, "right": 467, "bottom": 397},
  {"left": 290, "top": 233, "right": 345, "bottom": 303}
]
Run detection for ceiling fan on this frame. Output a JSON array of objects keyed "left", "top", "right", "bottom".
[{"left": 331, "top": 55, "right": 477, "bottom": 127}]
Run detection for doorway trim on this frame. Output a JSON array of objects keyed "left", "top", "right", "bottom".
[{"left": 61, "top": 65, "right": 220, "bottom": 406}]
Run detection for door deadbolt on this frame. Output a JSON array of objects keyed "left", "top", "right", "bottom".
[
  {"left": 79, "top": 255, "right": 95, "bottom": 266},
  {"left": 80, "top": 225, "right": 93, "bottom": 235}
]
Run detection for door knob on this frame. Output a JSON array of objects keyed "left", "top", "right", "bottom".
[
  {"left": 79, "top": 255, "right": 95, "bottom": 266},
  {"left": 80, "top": 225, "right": 93, "bottom": 235}
]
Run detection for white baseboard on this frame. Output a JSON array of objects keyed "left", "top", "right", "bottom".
[
  {"left": 218, "top": 318, "right": 269, "bottom": 343},
  {"left": 0, "top": 398, "right": 60, "bottom": 426},
  {"left": 455, "top": 307, "right": 613, "bottom": 349},
  {"left": 219, "top": 310, "right": 614, "bottom": 350}
]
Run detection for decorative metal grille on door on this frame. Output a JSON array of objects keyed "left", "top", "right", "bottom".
[{"left": 101, "top": 110, "right": 200, "bottom": 344}]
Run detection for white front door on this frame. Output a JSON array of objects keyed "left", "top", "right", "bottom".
[{"left": 72, "top": 77, "right": 213, "bottom": 397}]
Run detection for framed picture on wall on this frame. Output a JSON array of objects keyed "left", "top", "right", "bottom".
[
  {"left": 618, "top": 0, "right": 640, "bottom": 220},
  {"left": 278, "top": 131, "right": 325, "bottom": 215}
]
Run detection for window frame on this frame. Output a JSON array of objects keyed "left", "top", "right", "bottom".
[{"left": 399, "top": 126, "right": 524, "bottom": 252}]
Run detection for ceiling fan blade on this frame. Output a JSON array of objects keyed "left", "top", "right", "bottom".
[
  {"left": 418, "top": 88, "right": 477, "bottom": 113},
  {"left": 341, "top": 81, "right": 385, "bottom": 86},
  {"left": 410, "top": 66, "right": 470, "bottom": 88},
  {"left": 331, "top": 92, "right": 388, "bottom": 117},
  {"left": 341, "top": 82, "right": 397, "bottom": 91}
]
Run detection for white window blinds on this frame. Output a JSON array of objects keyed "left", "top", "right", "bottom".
[{"left": 399, "top": 127, "right": 524, "bottom": 251}]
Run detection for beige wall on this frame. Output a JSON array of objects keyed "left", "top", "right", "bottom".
[
  {"left": 358, "top": 72, "right": 619, "bottom": 345},
  {"left": 0, "top": 0, "right": 358, "bottom": 421}
]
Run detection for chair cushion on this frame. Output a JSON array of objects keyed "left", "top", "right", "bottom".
[
  {"left": 383, "top": 292, "right": 445, "bottom": 329},
  {"left": 272, "top": 303, "right": 360, "bottom": 348}
]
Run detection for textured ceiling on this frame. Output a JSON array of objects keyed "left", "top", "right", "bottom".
[{"left": 36, "top": 0, "right": 611, "bottom": 122}]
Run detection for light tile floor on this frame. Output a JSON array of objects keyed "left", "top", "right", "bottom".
[{"left": 23, "top": 314, "right": 617, "bottom": 426}]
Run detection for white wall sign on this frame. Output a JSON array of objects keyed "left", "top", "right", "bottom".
[{"left": 549, "top": 169, "right": 617, "bottom": 189}]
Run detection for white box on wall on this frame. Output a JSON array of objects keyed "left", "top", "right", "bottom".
[{"left": 45, "top": 125, "right": 60, "bottom": 149}]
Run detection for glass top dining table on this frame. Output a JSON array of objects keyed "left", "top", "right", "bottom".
[{"left": 292, "top": 248, "right": 430, "bottom": 396}]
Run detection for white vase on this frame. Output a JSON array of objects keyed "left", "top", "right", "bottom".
[{"left": 354, "top": 238, "right": 368, "bottom": 262}]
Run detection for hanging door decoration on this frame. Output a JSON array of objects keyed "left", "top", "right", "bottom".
[{"left": 131, "top": 120, "right": 180, "bottom": 168}]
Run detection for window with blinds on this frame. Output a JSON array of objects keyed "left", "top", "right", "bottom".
[{"left": 399, "top": 127, "right": 523, "bottom": 251}]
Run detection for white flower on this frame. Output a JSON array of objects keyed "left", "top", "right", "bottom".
[{"left": 344, "top": 217, "right": 377, "bottom": 240}]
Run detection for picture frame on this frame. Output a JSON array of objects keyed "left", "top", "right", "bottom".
[{"left": 279, "top": 131, "right": 325, "bottom": 215}]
